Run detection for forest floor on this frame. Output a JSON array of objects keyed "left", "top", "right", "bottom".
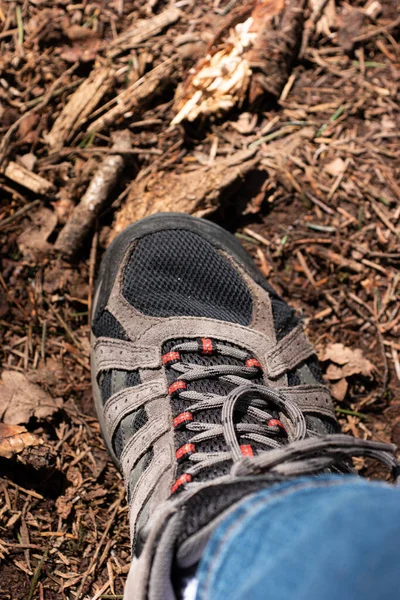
[{"left": 0, "top": 0, "right": 399, "bottom": 598}]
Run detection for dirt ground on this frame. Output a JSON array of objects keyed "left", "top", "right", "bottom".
[{"left": 0, "top": 1, "right": 399, "bottom": 598}]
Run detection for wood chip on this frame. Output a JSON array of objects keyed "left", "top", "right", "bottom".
[
  {"left": 0, "top": 423, "right": 42, "bottom": 459},
  {"left": 3, "top": 161, "right": 54, "bottom": 195},
  {"left": 88, "top": 59, "right": 175, "bottom": 133}
]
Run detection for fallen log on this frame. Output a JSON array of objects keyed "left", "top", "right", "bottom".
[
  {"left": 172, "top": 0, "right": 306, "bottom": 125},
  {"left": 112, "top": 147, "right": 260, "bottom": 239}
]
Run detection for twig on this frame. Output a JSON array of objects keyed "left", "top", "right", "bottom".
[
  {"left": 74, "top": 491, "right": 124, "bottom": 600},
  {"left": 354, "top": 15, "right": 400, "bottom": 42},
  {"left": 299, "top": 0, "right": 331, "bottom": 58},
  {"left": 88, "top": 59, "right": 175, "bottom": 133},
  {"left": 296, "top": 250, "right": 316, "bottom": 286},
  {"left": 46, "top": 301, "right": 82, "bottom": 349},
  {"left": 55, "top": 131, "right": 132, "bottom": 257},
  {"left": 307, "top": 246, "right": 363, "bottom": 273},
  {"left": 0, "top": 199, "right": 40, "bottom": 229},
  {"left": 0, "top": 63, "right": 78, "bottom": 167},
  {"left": 107, "top": 7, "right": 181, "bottom": 58}
]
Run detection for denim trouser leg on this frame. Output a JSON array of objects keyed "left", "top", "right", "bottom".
[{"left": 195, "top": 475, "right": 400, "bottom": 600}]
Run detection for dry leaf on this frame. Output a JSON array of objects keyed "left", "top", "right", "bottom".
[
  {"left": 0, "top": 423, "right": 42, "bottom": 459},
  {"left": 17, "top": 207, "right": 57, "bottom": 258},
  {"left": 61, "top": 38, "right": 101, "bottom": 63},
  {"left": 0, "top": 371, "right": 61, "bottom": 425},
  {"left": 322, "top": 343, "right": 375, "bottom": 379},
  {"left": 330, "top": 378, "right": 348, "bottom": 402},
  {"left": 324, "top": 157, "right": 346, "bottom": 177},
  {"left": 337, "top": 6, "right": 365, "bottom": 51}
]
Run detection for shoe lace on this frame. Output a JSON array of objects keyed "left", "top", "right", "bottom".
[{"left": 165, "top": 339, "right": 400, "bottom": 493}]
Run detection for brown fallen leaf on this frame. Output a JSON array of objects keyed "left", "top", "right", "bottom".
[
  {"left": 17, "top": 207, "right": 57, "bottom": 259},
  {"left": 61, "top": 38, "right": 101, "bottom": 63},
  {"left": 0, "top": 423, "right": 42, "bottom": 459},
  {"left": 337, "top": 6, "right": 365, "bottom": 51},
  {"left": 0, "top": 371, "right": 61, "bottom": 425},
  {"left": 63, "top": 25, "right": 100, "bottom": 41},
  {"left": 329, "top": 378, "right": 348, "bottom": 402},
  {"left": 322, "top": 343, "right": 375, "bottom": 379},
  {"left": 324, "top": 157, "right": 347, "bottom": 177}
]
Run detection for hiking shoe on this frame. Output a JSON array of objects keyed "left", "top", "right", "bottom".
[{"left": 91, "top": 213, "right": 397, "bottom": 600}]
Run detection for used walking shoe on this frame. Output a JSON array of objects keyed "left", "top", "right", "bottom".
[{"left": 91, "top": 213, "right": 398, "bottom": 600}]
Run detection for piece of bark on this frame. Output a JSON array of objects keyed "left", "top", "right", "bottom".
[
  {"left": 108, "top": 7, "right": 181, "bottom": 58},
  {"left": 0, "top": 423, "right": 42, "bottom": 459},
  {"left": 112, "top": 148, "right": 259, "bottom": 239},
  {"left": 248, "top": 0, "right": 306, "bottom": 103},
  {"left": 55, "top": 131, "right": 132, "bottom": 256},
  {"left": 88, "top": 59, "right": 175, "bottom": 133},
  {"left": 3, "top": 160, "right": 55, "bottom": 195},
  {"left": 46, "top": 67, "right": 115, "bottom": 151}
]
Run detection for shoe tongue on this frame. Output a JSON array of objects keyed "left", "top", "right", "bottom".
[{"left": 163, "top": 338, "right": 277, "bottom": 482}]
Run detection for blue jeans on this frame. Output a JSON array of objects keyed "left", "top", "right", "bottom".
[{"left": 195, "top": 475, "right": 400, "bottom": 600}]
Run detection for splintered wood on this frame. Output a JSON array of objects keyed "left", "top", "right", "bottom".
[
  {"left": 172, "top": 0, "right": 305, "bottom": 124},
  {"left": 112, "top": 148, "right": 260, "bottom": 237}
]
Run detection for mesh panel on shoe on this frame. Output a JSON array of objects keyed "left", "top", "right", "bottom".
[
  {"left": 92, "top": 309, "right": 128, "bottom": 340},
  {"left": 177, "top": 477, "right": 283, "bottom": 546},
  {"left": 122, "top": 230, "right": 253, "bottom": 325}
]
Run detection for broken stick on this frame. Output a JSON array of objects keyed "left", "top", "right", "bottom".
[
  {"left": 88, "top": 59, "right": 175, "bottom": 134},
  {"left": 55, "top": 131, "right": 132, "bottom": 257},
  {"left": 172, "top": 0, "right": 306, "bottom": 124},
  {"left": 107, "top": 7, "right": 181, "bottom": 58},
  {"left": 46, "top": 66, "right": 115, "bottom": 151},
  {"left": 3, "top": 161, "right": 55, "bottom": 195}
]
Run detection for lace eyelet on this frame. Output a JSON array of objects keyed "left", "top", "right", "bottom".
[
  {"left": 171, "top": 473, "right": 192, "bottom": 494},
  {"left": 173, "top": 412, "right": 193, "bottom": 429}
]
